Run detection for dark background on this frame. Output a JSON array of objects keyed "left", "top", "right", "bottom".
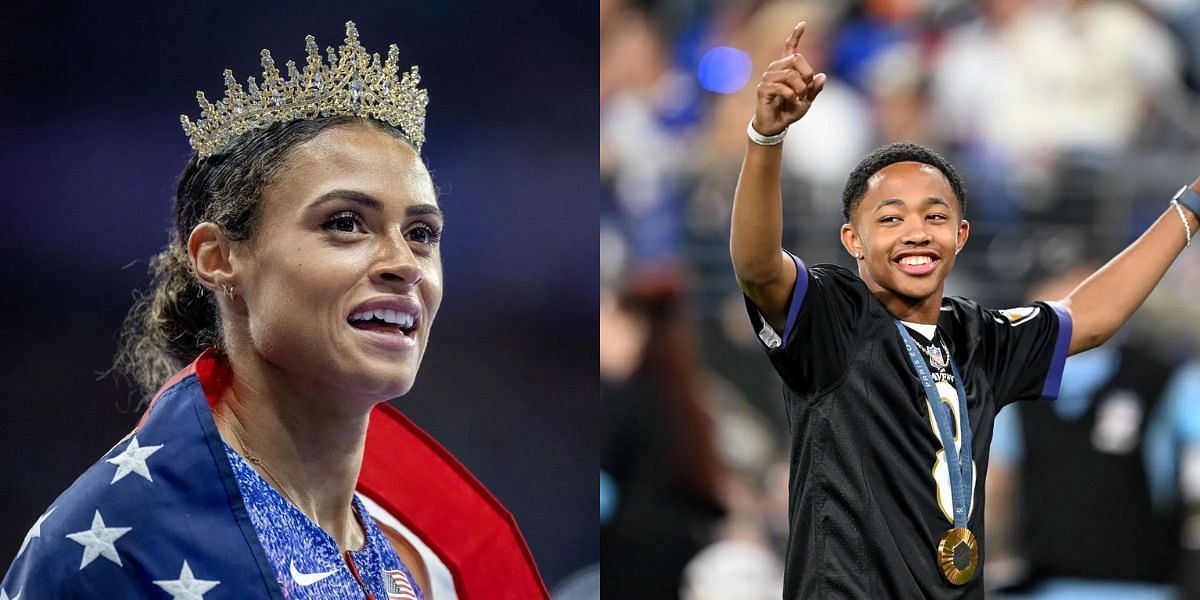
[{"left": 0, "top": 0, "right": 597, "bottom": 589}]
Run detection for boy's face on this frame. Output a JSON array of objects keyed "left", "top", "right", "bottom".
[{"left": 840, "top": 161, "right": 969, "bottom": 307}]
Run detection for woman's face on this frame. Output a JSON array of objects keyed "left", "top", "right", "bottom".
[{"left": 232, "top": 122, "right": 443, "bottom": 403}]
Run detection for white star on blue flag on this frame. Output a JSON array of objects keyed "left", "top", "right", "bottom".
[{"left": 105, "top": 436, "right": 164, "bottom": 484}]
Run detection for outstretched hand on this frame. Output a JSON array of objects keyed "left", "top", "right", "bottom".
[{"left": 753, "top": 21, "right": 827, "bottom": 137}]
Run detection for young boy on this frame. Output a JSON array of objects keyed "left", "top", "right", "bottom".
[{"left": 731, "top": 21, "right": 1200, "bottom": 598}]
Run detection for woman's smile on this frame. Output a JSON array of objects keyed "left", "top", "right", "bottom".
[{"left": 346, "top": 295, "right": 422, "bottom": 351}]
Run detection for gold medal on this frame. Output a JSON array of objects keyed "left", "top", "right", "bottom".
[{"left": 936, "top": 527, "right": 978, "bottom": 585}]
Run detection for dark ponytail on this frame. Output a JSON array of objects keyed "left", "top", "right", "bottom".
[
  {"left": 114, "top": 237, "right": 219, "bottom": 397},
  {"left": 114, "top": 115, "right": 413, "bottom": 400}
]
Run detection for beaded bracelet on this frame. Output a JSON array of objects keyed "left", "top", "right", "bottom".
[
  {"left": 1172, "top": 185, "right": 1200, "bottom": 248},
  {"left": 1171, "top": 200, "right": 1192, "bottom": 247}
]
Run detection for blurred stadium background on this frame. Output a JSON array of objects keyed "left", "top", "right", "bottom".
[
  {"left": 602, "top": 0, "right": 1200, "bottom": 597},
  {"left": 0, "top": 1, "right": 597, "bottom": 594}
]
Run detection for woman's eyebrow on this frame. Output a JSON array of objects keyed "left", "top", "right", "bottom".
[
  {"left": 308, "top": 189, "right": 382, "bottom": 211},
  {"left": 406, "top": 203, "right": 443, "bottom": 219},
  {"left": 307, "top": 189, "right": 444, "bottom": 220},
  {"left": 307, "top": 191, "right": 442, "bottom": 219}
]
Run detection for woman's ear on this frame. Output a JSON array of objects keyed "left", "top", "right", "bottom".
[{"left": 187, "top": 222, "right": 236, "bottom": 293}]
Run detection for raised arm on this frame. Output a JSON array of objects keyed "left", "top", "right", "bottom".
[
  {"left": 730, "top": 21, "right": 826, "bottom": 333},
  {"left": 1059, "top": 181, "right": 1200, "bottom": 354}
]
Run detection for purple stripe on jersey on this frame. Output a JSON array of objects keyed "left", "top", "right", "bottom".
[
  {"left": 780, "top": 253, "right": 809, "bottom": 344},
  {"left": 1041, "top": 301, "right": 1074, "bottom": 399}
]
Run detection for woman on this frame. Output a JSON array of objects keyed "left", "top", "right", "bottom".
[{"left": 2, "top": 22, "right": 545, "bottom": 599}]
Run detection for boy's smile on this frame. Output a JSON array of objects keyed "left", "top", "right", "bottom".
[{"left": 841, "top": 161, "right": 970, "bottom": 323}]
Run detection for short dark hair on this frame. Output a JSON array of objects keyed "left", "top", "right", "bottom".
[{"left": 841, "top": 142, "right": 967, "bottom": 223}]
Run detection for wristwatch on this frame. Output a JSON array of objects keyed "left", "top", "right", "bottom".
[{"left": 1173, "top": 184, "right": 1200, "bottom": 218}]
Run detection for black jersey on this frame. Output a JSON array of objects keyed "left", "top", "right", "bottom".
[{"left": 745, "top": 258, "right": 1071, "bottom": 599}]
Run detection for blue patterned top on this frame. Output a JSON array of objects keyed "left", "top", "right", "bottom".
[{"left": 224, "top": 442, "right": 425, "bottom": 599}]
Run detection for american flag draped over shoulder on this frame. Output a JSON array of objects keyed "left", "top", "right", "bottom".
[
  {"left": 2, "top": 350, "right": 548, "bottom": 599},
  {"left": 1, "top": 353, "right": 281, "bottom": 598}
]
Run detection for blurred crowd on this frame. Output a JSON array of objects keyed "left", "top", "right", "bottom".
[{"left": 601, "top": 0, "right": 1200, "bottom": 598}]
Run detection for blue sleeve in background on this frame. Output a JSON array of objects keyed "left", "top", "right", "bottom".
[
  {"left": 1144, "top": 361, "right": 1200, "bottom": 510},
  {"left": 1167, "top": 362, "right": 1200, "bottom": 445},
  {"left": 991, "top": 402, "right": 1024, "bottom": 466}
]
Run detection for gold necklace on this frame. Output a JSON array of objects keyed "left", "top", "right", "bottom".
[
  {"left": 212, "top": 409, "right": 301, "bottom": 507},
  {"left": 211, "top": 406, "right": 364, "bottom": 550}
]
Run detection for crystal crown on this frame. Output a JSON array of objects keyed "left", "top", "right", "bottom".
[{"left": 181, "top": 21, "right": 428, "bottom": 157}]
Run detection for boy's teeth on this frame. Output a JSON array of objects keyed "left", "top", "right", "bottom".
[{"left": 900, "top": 256, "right": 932, "bottom": 266}]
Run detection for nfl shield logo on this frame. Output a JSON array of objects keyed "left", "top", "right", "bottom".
[{"left": 928, "top": 345, "right": 948, "bottom": 369}]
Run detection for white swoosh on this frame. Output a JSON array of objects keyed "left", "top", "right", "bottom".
[{"left": 290, "top": 560, "right": 337, "bottom": 586}]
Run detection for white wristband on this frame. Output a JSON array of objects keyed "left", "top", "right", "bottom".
[{"left": 747, "top": 119, "right": 787, "bottom": 146}]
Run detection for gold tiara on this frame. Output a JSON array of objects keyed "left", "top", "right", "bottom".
[{"left": 180, "top": 21, "right": 428, "bottom": 158}]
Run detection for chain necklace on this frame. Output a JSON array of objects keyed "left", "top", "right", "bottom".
[
  {"left": 212, "top": 406, "right": 364, "bottom": 550},
  {"left": 211, "top": 410, "right": 355, "bottom": 542},
  {"left": 212, "top": 409, "right": 302, "bottom": 509}
]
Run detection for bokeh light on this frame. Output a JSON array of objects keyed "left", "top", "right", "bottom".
[{"left": 697, "top": 46, "right": 751, "bottom": 94}]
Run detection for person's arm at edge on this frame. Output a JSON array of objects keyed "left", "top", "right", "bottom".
[
  {"left": 730, "top": 21, "right": 826, "bottom": 334},
  {"left": 731, "top": 137, "right": 799, "bottom": 335},
  {"left": 1058, "top": 180, "right": 1200, "bottom": 355}
]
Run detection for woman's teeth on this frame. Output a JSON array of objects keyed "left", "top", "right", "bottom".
[{"left": 349, "top": 309, "right": 414, "bottom": 329}]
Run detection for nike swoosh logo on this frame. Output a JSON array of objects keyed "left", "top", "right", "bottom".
[{"left": 290, "top": 559, "right": 337, "bottom": 586}]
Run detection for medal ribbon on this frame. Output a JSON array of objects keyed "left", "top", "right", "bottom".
[{"left": 894, "top": 321, "right": 974, "bottom": 529}]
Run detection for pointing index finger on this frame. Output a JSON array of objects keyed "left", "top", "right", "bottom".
[{"left": 783, "top": 21, "right": 806, "bottom": 58}]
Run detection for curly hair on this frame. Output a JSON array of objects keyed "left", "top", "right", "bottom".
[
  {"left": 113, "top": 116, "right": 413, "bottom": 400},
  {"left": 841, "top": 142, "right": 967, "bottom": 224}
]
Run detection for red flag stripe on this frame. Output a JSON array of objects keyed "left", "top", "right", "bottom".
[{"left": 358, "top": 403, "right": 549, "bottom": 599}]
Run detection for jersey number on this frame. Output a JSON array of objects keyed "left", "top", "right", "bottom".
[{"left": 928, "top": 380, "right": 976, "bottom": 523}]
